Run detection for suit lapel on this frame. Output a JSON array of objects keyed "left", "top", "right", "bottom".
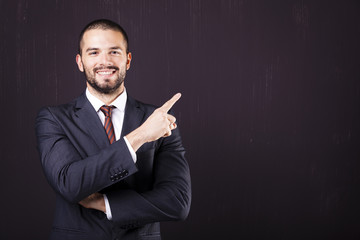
[
  {"left": 73, "top": 93, "right": 146, "bottom": 151},
  {"left": 121, "top": 96, "right": 146, "bottom": 138},
  {"left": 74, "top": 93, "right": 110, "bottom": 150}
]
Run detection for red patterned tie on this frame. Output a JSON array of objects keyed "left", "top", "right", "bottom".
[{"left": 100, "top": 105, "right": 116, "bottom": 144}]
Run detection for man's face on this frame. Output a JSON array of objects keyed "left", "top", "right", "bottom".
[{"left": 76, "top": 29, "right": 131, "bottom": 95}]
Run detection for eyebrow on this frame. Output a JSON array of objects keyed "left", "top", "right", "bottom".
[
  {"left": 85, "top": 46, "right": 122, "bottom": 52},
  {"left": 109, "top": 46, "right": 121, "bottom": 50},
  {"left": 85, "top": 47, "right": 99, "bottom": 53}
]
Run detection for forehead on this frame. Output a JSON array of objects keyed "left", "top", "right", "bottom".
[{"left": 81, "top": 29, "right": 126, "bottom": 49}]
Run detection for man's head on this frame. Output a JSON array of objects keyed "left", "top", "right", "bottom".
[
  {"left": 78, "top": 19, "right": 129, "bottom": 55},
  {"left": 76, "top": 19, "right": 132, "bottom": 96}
]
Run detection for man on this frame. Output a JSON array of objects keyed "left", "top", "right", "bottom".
[{"left": 35, "top": 19, "right": 191, "bottom": 240}]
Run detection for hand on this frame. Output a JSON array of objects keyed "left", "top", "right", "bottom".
[
  {"left": 126, "top": 93, "right": 181, "bottom": 151},
  {"left": 141, "top": 93, "right": 181, "bottom": 141},
  {"left": 79, "top": 192, "right": 106, "bottom": 212}
]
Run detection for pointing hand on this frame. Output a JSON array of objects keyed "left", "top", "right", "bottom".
[
  {"left": 126, "top": 93, "right": 182, "bottom": 151},
  {"left": 142, "top": 93, "right": 181, "bottom": 141}
]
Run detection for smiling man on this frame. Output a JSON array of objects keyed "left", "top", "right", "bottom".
[
  {"left": 77, "top": 25, "right": 129, "bottom": 99},
  {"left": 35, "top": 19, "right": 191, "bottom": 240}
]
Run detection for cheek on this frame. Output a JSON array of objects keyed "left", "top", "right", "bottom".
[{"left": 83, "top": 61, "right": 96, "bottom": 72}]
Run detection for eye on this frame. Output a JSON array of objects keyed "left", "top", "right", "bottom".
[
  {"left": 89, "top": 51, "right": 98, "bottom": 56},
  {"left": 110, "top": 50, "right": 120, "bottom": 55}
]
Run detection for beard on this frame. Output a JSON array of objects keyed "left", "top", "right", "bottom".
[{"left": 84, "top": 65, "right": 126, "bottom": 94}]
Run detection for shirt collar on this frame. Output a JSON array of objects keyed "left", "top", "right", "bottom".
[{"left": 85, "top": 88, "right": 127, "bottom": 112}]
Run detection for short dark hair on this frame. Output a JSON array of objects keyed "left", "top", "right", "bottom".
[{"left": 78, "top": 19, "right": 129, "bottom": 55}]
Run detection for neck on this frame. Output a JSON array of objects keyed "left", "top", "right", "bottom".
[{"left": 87, "top": 83, "right": 124, "bottom": 105}]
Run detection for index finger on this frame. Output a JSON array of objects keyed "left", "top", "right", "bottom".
[{"left": 160, "top": 93, "right": 182, "bottom": 112}]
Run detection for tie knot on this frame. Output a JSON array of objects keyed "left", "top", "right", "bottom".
[{"left": 100, "top": 105, "right": 114, "bottom": 117}]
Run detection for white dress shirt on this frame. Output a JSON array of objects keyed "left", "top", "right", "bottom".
[{"left": 85, "top": 88, "right": 137, "bottom": 220}]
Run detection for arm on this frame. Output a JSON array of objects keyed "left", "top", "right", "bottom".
[
  {"left": 108, "top": 126, "right": 191, "bottom": 227},
  {"left": 79, "top": 127, "right": 191, "bottom": 224},
  {"left": 77, "top": 93, "right": 191, "bottom": 225},
  {"left": 35, "top": 107, "right": 138, "bottom": 204},
  {"left": 107, "top": 93, "right": 191, "bottom": 226}
]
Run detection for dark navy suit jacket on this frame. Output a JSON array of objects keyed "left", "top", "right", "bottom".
[{"left": 35, "top": 92, "right": 191, "bottom": 240}]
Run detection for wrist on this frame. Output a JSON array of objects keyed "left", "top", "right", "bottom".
[{"left": 126, "top": 127, "right": 148, "bottom": 152}]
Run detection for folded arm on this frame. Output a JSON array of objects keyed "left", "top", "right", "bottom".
[
  {"left": 107, "top": 93, "right": 191, "bottom": 226},
  {"left": 35, "top": 107, "right": 138, "bottom": 204},
  {"left": 108, "top": 128, "right": 191, "bottom": 227},
  {"left": 77, "top": 93, "right": 191, "bottom": 226}
]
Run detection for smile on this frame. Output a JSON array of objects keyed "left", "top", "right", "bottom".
[{"left": 96, "top": 69, "right": 116, "bottom": 75}]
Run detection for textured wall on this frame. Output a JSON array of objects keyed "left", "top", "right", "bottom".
[{"left": 1, "top": 0, "right": 360, "bottom": 239}]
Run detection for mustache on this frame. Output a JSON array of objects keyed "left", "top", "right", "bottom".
[{"left": 93, "top": 66, "right": 119, "bottom": 72}]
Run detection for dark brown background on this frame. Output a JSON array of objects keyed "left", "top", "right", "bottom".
[{"left": 1, "top": 0, "right": 360, "bottom": 239}]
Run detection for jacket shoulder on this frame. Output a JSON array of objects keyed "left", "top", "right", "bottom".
[
  {"left": 127, "top": 95, "right": 158, "bottom": 113},
  {"left": 37, "top": 100, "right": 77, "bottom": 118},
  {"left": 36, "top": 93, "right": 86, "bottom": 117}
]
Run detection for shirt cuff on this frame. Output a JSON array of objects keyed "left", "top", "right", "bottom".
[
  {"left": 124, "top": 136, "right": 137, "bottom": 163},
  {"left": 103, "top": 194, "right": 112, "bottom": 220}
]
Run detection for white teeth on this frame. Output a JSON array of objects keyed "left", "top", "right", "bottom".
[{"left": 97, "top": 71, "right": 113, "bottom": 75}]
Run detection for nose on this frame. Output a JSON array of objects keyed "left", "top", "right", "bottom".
[{"left": 99, "top": 52, "right": 112, "bottom": 66}]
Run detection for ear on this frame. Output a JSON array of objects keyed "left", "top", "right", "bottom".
[
  {"left": 126, "top": 52, "right": 132, "bottom": 70},
  {"left": 76, "top": 54, "right": 84, "bottom": 72}
]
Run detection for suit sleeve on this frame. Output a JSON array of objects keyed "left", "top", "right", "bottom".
[
  {"left": 35, "top": 107, "right": 138, "bottom": 204},
  {"left": 106, "top": 125, "right": 192, "bottom": 228}
]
